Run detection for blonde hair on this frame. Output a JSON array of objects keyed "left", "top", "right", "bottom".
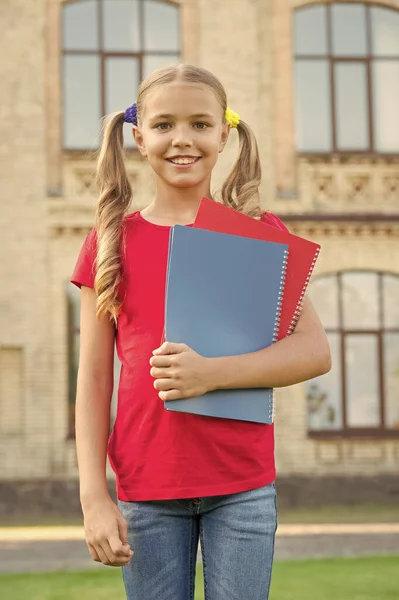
[{"left": 95, "top": 64, "right": 262, "bottom": 320}]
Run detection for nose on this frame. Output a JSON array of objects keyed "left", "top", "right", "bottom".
[{"left": 171, "top": 125, "right": 193, "bottom": 148}]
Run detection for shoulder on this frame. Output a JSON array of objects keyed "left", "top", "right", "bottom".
[
  {"left": 122, "top": 211, "right": 144, "bottom": 233},
  {"left": 260, "top": 212, "right": 289, "bottom": 233},
  {"left": 123, "top": 211, "right": 140, "bottom": 224}
]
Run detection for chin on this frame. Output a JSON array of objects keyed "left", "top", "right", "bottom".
[{"left": 165, "top": 175, "right": 207, "bottom": 189}]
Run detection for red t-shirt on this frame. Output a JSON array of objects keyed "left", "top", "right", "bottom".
[{"left": 71, "top": 210, "right": 289, "bottom": 501}]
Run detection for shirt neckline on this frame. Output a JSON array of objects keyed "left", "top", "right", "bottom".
[{"left": 135, "top": 211, "right": 194, "bottom": 229}]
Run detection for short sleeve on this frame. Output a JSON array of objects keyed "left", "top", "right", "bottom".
[
  {"left": 70, "top": 229, "right": 97, "bottom": 289},
  {"left": 261, "top": 212, "right": 289, "bottom": 233}
]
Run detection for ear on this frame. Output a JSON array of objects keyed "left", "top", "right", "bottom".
[
  {"left": 132, "top": 126, "right": 147, "bottom": 158},
  {"left": 219, "top": 122, "right": 230, "bottom": 154}
]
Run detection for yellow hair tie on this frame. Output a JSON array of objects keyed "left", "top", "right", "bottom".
[{"left": 225, "top": 107, "right": 240, "bottom": 128}]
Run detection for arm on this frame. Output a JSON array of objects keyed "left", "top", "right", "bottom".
[
  {"left": 76, "top": 286, "right": 115, "bottom": 502},
  {"left": 76, "top": 286, "right": 133, "bottom": 567},
  {"left": 207, "top": 297, "right": 331, "bottom": 390},
  {"left": 150, "top": 297, "right": 331, "bottom": 400}
]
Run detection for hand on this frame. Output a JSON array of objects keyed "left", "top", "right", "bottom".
[
  {"left": 150, "top": 342, "right": 214, "bottom": 401},
  {"left": 81, "top": 494, "right": 133, "bottom": 567}
]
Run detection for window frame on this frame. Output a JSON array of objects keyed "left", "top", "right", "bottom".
[
  {"left": 294, "top": 2, "right": 399, "bottom": 157},
  {"left": 61, "top": 0, "right": 181, "bottom": 152},
  {"left": 308, "top": 270, "right": 399, "bottom": 440}
]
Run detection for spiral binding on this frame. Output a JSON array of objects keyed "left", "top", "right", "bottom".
[
  {"left": 272, "top": 249, "right": 289, "bottom": 345},
  {"left": 269, "top": 248, "right": 289, "bottom": 423},
  {"left": 286, "top": 246, "right": 321, "bottom": 336}
]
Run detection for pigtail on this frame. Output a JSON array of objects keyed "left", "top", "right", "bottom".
[
  {"left": 94, "top": 111, "right": 132, "bottom": 321},
  {"left": 220, "top": 119, "right": 262, "bottom": 219}
]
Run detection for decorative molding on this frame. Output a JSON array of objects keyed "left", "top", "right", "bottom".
[
  {"left": 383, "top": 176, "right": 399, "bottom": 203},
  {"left": 298, "top": 156, "right": 399, "bottom": 213},
  {"left": 62, "top": 161, "right": 139, "bottom": 200},
  {"left": 50, "top": 225, "right": 92, "bottom": 238},
  {"left": 277, "top": 215, "right": 399, "bottom": 238}
]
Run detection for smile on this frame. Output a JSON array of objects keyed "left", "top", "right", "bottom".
[{"left": 167, "top": 157, "right": 201, "bottom": 165}]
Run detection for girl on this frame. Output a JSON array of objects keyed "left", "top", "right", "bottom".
[{"left": 71, "top": 64, "right": 331, "bottom": 600}]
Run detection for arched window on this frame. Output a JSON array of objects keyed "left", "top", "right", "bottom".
[
  {"left": 306, "top": 272, "right": 399, "bottom": 436},
  {"left": 62, "top": 0, "right": 180, "bottom": 150},
  {"left": 293, "top": 3, "right": 399, "bottom": 154}
]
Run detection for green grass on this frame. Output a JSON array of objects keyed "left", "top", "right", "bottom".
[
  {"left": 0, "top": 557, "right": 398, "bottom": 600},
  {"left": 2, "top": 503, "right": 399, "bottom": 528}
]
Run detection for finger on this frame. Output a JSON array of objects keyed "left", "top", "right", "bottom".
[
  {"left": 150, "top": 367, "right": 173, "bottom": 379},
  {"left": 150, "top": 355, "right": 173, "bottom": 368},
  {"left": 153, "top": 342, "right": 187, "bottom": 355},
  {"left": 154, "top": 378, "right": 175, "bottom": 391},
  {"left": 100, "top": 539, "right": 123, "bottom": 566},
  {"left": 159, "top": 389, "right": 181, "bottom": 401},
  {"left": 109, "top": 534, "right": 133, "bottom": 559},
  {"left": 88, "top": 543, "right": 101, "bottom": 563},
  {"left": 96, "top": 543, "right": 111, "bottom": 565}
]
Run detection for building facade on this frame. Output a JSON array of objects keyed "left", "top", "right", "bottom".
[{"left": 1, "top": 0, "right": 398, "bottom": 505}]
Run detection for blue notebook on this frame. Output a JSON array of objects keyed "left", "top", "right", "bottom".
[{"left": 164, "top": 226, "right": 288, "bottom": 424}]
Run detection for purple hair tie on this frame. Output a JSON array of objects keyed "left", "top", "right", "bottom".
[{"left": 124, "top": 103, "right": 138, "bottom": 126}]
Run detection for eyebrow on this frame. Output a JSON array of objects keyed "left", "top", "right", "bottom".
[{"left": 149, "top": 113, "right": 215, "bottom": 121}]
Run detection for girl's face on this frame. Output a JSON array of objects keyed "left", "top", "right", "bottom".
[{"left": 133, "top": 82, "right": 230, "bottom": 190}]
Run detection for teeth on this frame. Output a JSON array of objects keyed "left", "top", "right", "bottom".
[{"left": 170, "top": 158, "right": 197, "bottom": 165}]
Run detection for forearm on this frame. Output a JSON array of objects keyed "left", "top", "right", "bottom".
[
  {"left": 208, "top": 331, "right": 331, "bottom": 390},
  {"left": 75, "top": 371, "right": 113, "bottom": 503}
]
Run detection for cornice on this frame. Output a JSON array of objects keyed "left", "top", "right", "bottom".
[{"left": 278, "top": 214, "right": 399, "bottom": 238}]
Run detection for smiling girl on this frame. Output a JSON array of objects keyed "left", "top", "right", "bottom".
[{"left": 71, "top": 64, "right": 331, "bottom": 600}]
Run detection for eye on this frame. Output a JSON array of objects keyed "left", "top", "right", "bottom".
[
  {"left": 155, "top": 122, "right": 171, "bottom": 131},
  {"left": 193, "top": 122, "right": 209, "bottom": 130}
]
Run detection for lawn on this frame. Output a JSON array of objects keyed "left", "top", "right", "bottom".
[{"left": 0, "top": 556, "right": 398, "bottom": 600}]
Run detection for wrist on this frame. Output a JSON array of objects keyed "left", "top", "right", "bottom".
[
  {"left": 80, "top": 486, "right": 110, "bottom": 508},
  {"left": 205, "top": 356, "right": 223, "bottom": 392}
]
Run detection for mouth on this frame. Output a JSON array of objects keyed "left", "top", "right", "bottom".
[{"left": 166, "top": 156, "right": 201, "bottom": 166}]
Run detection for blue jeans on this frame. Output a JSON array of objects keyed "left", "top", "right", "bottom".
[{"left": 118, "top": 482, "right": 277, "bottom": 600}]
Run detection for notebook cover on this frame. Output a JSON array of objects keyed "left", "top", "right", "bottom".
[
  {"left": 164, "top": 225, "right": 288, "bottom": 424},
  {"left": 194, "top": 198, "right": 320, "bottom": 339}
]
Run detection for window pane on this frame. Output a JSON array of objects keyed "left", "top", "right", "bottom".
[
  {"left": 384, "top": 333, "right": 399, "bottom": 429},
  {"left": 383, "top": 275, "right": 399, "bottom": 329},
  {"left": 144, "top": 0, "right": 179, "bottom": 52},
  {"left": 342, "top": 272, "right": 379, "bottom": 330},
  {"left": 335, "top": 63, "right": 369, "bottom": 150},
  {"left": 103, "top": 0, "right": 140, "bottom": 52},
  {"left": 63, "top": 0, "right": 99, "bottom": 50},
  {"left": 307, "top": 275, "right": 339, "bottom": 329},
  {"left": 106, "top": 58, "right": 139, "bottom": 148},
  {"left": 63, "top": 55, "right": 101, "bottom": 149},
  {"left": 332, "top": 3, "right": 367, "bottom": 57},
  {"left": 372, "top": 61, "right": 399, "bottom": 153},
  {"left": 345, "top": 334, "right": 380, "bottom": 427},
  {"left": 371, "top": 7, "right": 399, "bottom": 57},
  {"left": 295, "top": 60, "right": 332, "bottom": 152},
  {"left": 307, "top": 333, "right": 343, "bottom": 430},
  {"left": 67, "top": 283, "right": 81, "bottom": 330},
  {"left": 294, "top": 6, "right": 328, "bottom": 56},
  {"left": 143, "top": 54, "right": 180, "bottom": 79}
]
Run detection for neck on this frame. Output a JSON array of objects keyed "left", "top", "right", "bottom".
[{"left": 144, "top": 179, "right": 212, "bottom": 226}]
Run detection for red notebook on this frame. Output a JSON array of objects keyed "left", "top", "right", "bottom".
[{"left": 193, "top": 198, "right": 320, "bottom": 339}]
